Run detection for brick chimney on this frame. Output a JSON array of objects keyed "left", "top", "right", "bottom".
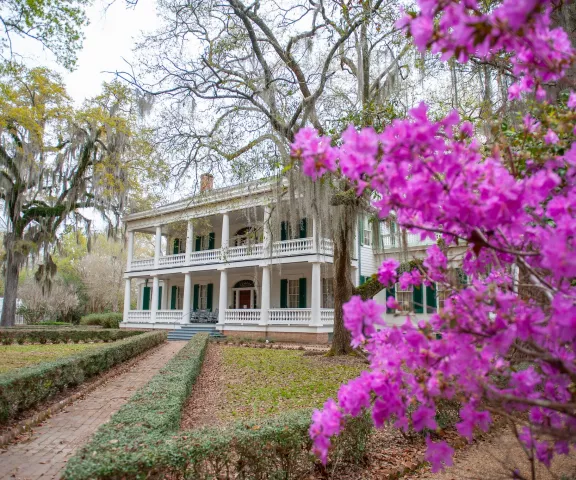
[{"left": 200, "top": 173, "right": 214, "bottom": 193}]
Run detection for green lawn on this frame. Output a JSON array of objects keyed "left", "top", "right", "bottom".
[
  {"left": 0, "top": 343, "right": 105, "bottom": 374},
  {"left": 221, "top": 347, "right": 364, "bottom": 420}
]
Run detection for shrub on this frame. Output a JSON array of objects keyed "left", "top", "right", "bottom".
[
  {"left": 0, "top": 328, "right": 141, "bottom": 345},
  {"left": 63, "top": 332, "right": 371, "bottom": 480},
  {"left": 0, "top": 330, "right": 166, "bottom": 425},
  {"left": 80, "top": 313, "right": 124, "bottom": 329}
]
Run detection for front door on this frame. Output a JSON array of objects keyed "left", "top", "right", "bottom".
[{"left": 238, "top": 290, "right": 251, "bottom": 309}]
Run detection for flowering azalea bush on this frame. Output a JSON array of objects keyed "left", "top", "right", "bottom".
[{"left": 291, "top": 0, "right": 576, "bottom": 474}]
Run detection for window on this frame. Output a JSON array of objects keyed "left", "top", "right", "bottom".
[
  {"left": 322, "top": 278, "right": 334, "bottom": 308},
  {"left": 199, "top": 284, "right": 208, "bottom": 310},
  {"left": 288, "top": 279, "right": 300, "bottom": 308},
  {"left": 200, "top": 235, "right": 210, "bottom": 251},
  {"left": 360, "top": 216, "right": 372, "bottom": 246},
  {"left": 396, "top": 283, "right": 413, "bottom": 312}
]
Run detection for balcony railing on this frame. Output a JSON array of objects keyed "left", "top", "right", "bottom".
[
  {"left": 380, "top": 233, "right": 440, "bottom": 249},
  {"left": 225, "top": 309, "right": 261, "bottom": 324},
  {"left": 129, "top": 237, "right": 332, "bottom": 271},
  {"left": 269, "top": 308, "right": 311, "bottom": 324},
  {"left": 156, "top": 310, "right": 184, "bottom": 323},
  {"left": 320, "top": 308, "right": 334, "bottom": 324},
  {"left": 127, "top": 310, "right": 151, "bottom": 322}
]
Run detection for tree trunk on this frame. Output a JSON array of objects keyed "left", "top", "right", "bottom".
[
  {"left": 330, "top": 212, "right": 355, "bottom": 356},
  {"left": 1, "top": 237, "right": 21, "bottom": 327}
]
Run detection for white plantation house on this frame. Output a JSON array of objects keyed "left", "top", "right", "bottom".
[{"left": 121, "top": 174, "right": 464, "bottom": 342}]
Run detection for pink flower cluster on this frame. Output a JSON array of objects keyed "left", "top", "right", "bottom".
[
  {"left": 398, "top": 0, "right": 574, "bottom": 100},
  {"left": 292, "top": 4, "right": 576, "bottom": 467}
]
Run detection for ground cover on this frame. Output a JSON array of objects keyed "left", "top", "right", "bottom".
[
  {"left": 0, "top": 343, "right": 103, "bottom": 373},
  {"left": 181, "top": 345, "right": 365, "bottom": 429}
]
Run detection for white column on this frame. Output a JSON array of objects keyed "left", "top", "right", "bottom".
[
  {"left": 183, "top": 273, "right": 192, "bottom": 323},
  {"left": 263, "top": 205, "right": 272, "bottom": 256},
  {"left": 218, "top": 269, "right": 228, "bottom": 324},
  {"left": 185, "top": 220, "right": 193, "bottom": 264},
  {"left": 312, "top": 215, "right": 318, "bottom": 252},
  {"left": 154, "top": 225, "right": 162, "bottom": 268},
  {"left": 221, "top": 212, "right": 230, "bottom": 249},
  {"left": 126, "top": 231, "right": 134, "bottom": 270},
  {"left": 151, "top": 276, "right": 159, "bottom": 323},
  {"left": 161, "top": 279, "right": 169, "bottom": 309},
  {"left": 123, "top": 278, "right": 131, "bottom": 322},
  {"left": 311, "top": 262, "right": 322, "bottom": 326},
  {"left": 260, "top": 265, "right": 271, "bottom": 325}
]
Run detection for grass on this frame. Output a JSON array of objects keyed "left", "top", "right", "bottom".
[
  {"left": 0, "top": 343, "right": 104, "bottom": 373},
  {"left": 221, "top": 347, "right": 364, "bottom": 420}
]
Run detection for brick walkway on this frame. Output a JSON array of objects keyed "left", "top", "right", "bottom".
[{"left": 0, "top": 341, "right": 187, "bottom": 480}]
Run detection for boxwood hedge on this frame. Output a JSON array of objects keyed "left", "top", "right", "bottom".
[
  {"left": 63, "top": 333, "right": 372, "bottom": 480},
  {"left": 0, "top": 330, "right": 166, "bottom": 424},
  {"left": 0, "top": 328, "right": 141, "bottom": 345},
  {"left": 80, "top": 313, "right": 124, "bottom": 329}
]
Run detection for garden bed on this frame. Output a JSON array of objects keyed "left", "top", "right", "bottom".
[
  {"left": 181, "top": 344, "right": 365, "bottom": 429},
  {"left": 0, "top": 343, "right": 104, "bottom": 373}
]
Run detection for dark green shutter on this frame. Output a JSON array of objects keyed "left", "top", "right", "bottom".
[
  {"left": 426, "top": 283, "right": 437, "bottom": 313},
  {"left": 195, "top": 236, "right": 201, "bottom": 251},
  {"left": 456, "top": 268, "right": 468, "bottom": 286},
  {"left": 390, "top": 221, "right": 396, "bottom": 246},
  {"left": 299, "top": 278, "right": 307, "bottom": 308},
  {"left": 173, "top": 238, "right": 180, "bottom": 254},
  {"left": 359, "top": 217, "right": 364, "bottom": 244},
  {"left": 280, "top": 279, "right": 288, "bottom": 308},
  {"left": 171, "top": 286, "right": 178, "bottom": 310},
  {"left": 299, "top": 218, "right": 307, "bottom": 238},
  {"left": 142, "top": 286, "right": 151, "bottom": 310},
  {"left": 360, "top": 275, "right": 366, "bottom": 285},
  {"left": 193, "top": 285, "right": 199, "bottom": 310},
  {"left": 208, "top": 232, "right": 215, "bottom": 250},
  {"left": 207, "top": 284, "right": 213, "bottom": 311},
  {"left": 413, "top": 283, "right": 424, "bottom": 313},
  {"left": 158, "top": 286, "right": 163, "bottom": 310},
  {"left": 386, "top": 285, "right": 396, "bottom": 314},
  {"left": 281, "top": 221, "right": 288, "bottom": 241}
]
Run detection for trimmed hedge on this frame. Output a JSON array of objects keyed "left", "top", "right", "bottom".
[
  {"left": 0, "top": 328, "right": 141, "bottom": 345},
  {"left": 80, "top": 313, "right": 124, "bottom": 329},
  {"left": 0, "top": 330, "right": 166, "bottom": 424},
  {"left": 63, "top": 333, "right": 372, "bottom": 480}
]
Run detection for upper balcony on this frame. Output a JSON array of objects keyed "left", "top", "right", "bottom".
[{"left": 129, "top": 237, "right": 334, "bottom": 272}]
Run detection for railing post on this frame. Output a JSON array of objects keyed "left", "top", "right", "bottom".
[
  {"left": 126, "top": 231, "right": 134, "bottom": 271},
  {"left": 123, "top": 278, "right": 131, "bottom": 323},
  {"left": 183, "top": 272, "right": 191, "bottom": 323},
  {"left": 218, "top": 269, "right": 228, "bottom": 325},
  {"left": 151, "top": 276, "right": 159, "bottom": 323},
  {"left": 185, "top": 220, "right": 193, "bottom": 265},
  {"left": 260, "top": 265, "right": 270, "bottom": 325},
  {"left": 311, "top": 262, "right": 322, "bottom": 326},
  {"left": 154, "top": 225, "right": 162, "bottom": 269}
]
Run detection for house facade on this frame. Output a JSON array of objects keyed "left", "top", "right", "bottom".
[{"left": 121, "top": 175, "right": 463, "bottom": 342}]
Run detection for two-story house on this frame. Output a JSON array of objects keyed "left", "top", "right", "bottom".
[{"left": 121, "top": 174, "right": 464, "bottom": 342}]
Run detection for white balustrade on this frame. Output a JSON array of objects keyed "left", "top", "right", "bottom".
[
  {"left": 127, "top": 310, "right": 152, "bottom": 323},
  {"left": 320, "top": 309, "right": 334, "bottom": 324},
  {"left": 156, "top": 310, "right": 184, "bottom": 323},
  {"left": 224, "top": 244, "right": 264, "bottom": 261},
  {"left": 272, "top": 238, "right": 314, "bottom": 256},
  {"left": 380, "top": 233, "right": 439, "bottom": 249},
  {"left": 319, "top": 238, "right": 333, "bottom": 255},
  {"left": 130, "top": 258, "right": 154, "bottom": 270},
  {"left": 269, "top": 308, "right": 312, "bottom": 324},
  {"left": 189, "top": 249, "right": 221, "bottom": 264},
  {"left": 158, "top": 253, "right": 186, "bottom": 267},
  {"left": 224, "top": 309, "right": 261, "bottom": 323}
]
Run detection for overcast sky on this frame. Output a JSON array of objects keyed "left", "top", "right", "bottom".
[{"left": 16, "top": 0, "right": 159, "bottom": 105}]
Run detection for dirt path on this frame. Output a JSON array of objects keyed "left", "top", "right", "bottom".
[
  {"left": 180, "top": 344, "right": 225, "bottom": 429},
  {"left": 0, "top": 341, "right": 187, "bottom": 480},
  {"left": 405, "top": 430, "right": 576, "bottom": 480}
]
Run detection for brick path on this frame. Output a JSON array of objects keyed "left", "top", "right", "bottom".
[{"left": 0, "top": 341, "right": 187, "bottom": 480}]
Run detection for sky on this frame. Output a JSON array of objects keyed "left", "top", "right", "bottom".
[{"left": 15, "top": 0, "right": 159, "bottom": 105}]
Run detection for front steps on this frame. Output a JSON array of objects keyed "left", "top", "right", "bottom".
[{"left": 167, "top": 324, "right": 225, "bottom": 341}]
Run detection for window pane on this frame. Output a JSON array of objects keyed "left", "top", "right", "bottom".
[{"left": 288, "top": 279, "right": 299, "bottom": 308}]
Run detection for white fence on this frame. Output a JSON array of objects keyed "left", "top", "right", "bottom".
[
  {"left": 127, "top": 310, "right": 152, "bottom": 322},
  {"left": 269, "top": 308, "right": 312, "bottom": 324},
  {"left": 380, "top": 233, "right": 439, "bottom": 249},
  {"left": 320, "top": 309, "right": 334, "bottom": 324},
  {"left": 156, "top": 310, "right": 184, "bottom": 323}
]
